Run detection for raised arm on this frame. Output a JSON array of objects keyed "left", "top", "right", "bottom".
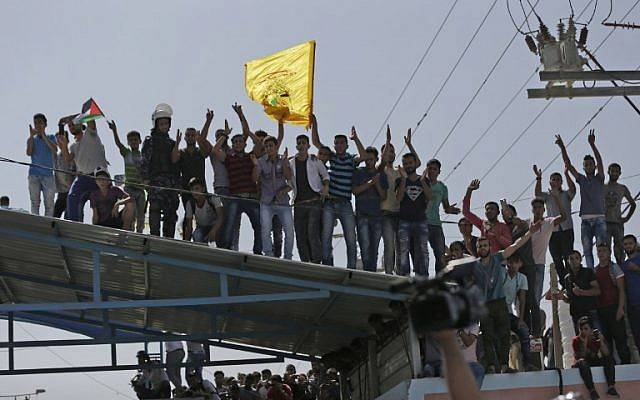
[
  {"left": 550, "top": 191, "right": 567, "bottom": 227},
  {"left": 462, "top": 179, "right": 483, "bottom": 229},
  {"left": 350, "top": 126, "right": 368, "bottom": 161},
  {"left": 212, "top": 136, "right": 227, "bottom": 162},
  {"left": 378, "top": 125, "right": 392, "bottom": 172},
  {"left": 200, "top": 108, "right": 214, "bottom": 140},
  {"left": 565, "top": 166, "right": 577, "bottom": 200},
  {"left": 419, "top": 170, "right": 433, "bottom": 200},
  {"left": 56, "top": 133, "right": 74, "bottom": 163},
  {"left": 503, "top": 220, "right": 540, "bottom": 259},
  {"left": 404, "top": 129, "right": 421, "bottom": 167},
  {"left": 533, "top": 165, "right": 543, "bottom": 197},
  {"left": 195, "top": 130, "right": 213, "bottom": 157},
  {"left": 282, "top": 148, "right": 292, "bottom": 180},
  {"left": 395, "top": 175, "right": 407, "bottom": 202},
  {"left": 621, "top": 185, "right": 637, "bottom": 223},
  {"left": 231, "top": 103, "right": 252, "bottom": 141},
  {"left": 434, "top": 330, "right": 484, "bottom": 400},
  {"left": 26, "top": 125, "right": 36, "bottom": 156},
  {"left": 310, "top": 113, "right": 325, "bottom": 151},
  {"left": 171, "top": 130, "right": 182, "bottom": 164},
  {"left": 276, "top": 120, "right": 284, "bottom": 149},
  {"left": 555, "top": 134, "right": 579, "bottom": 179},
  {"left": 587, "top": 129, "right": 605, "bottom": 179},
  {"left": 107, "top": 120, "right": 127, "bottom": 155}
]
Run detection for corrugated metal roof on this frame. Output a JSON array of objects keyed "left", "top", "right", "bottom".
[{"left": 0, "top": 209, "right": 410, "bottom": 357}]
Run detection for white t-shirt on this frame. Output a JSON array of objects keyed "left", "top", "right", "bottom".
[
  {"left": 457, "top": 323, "right": 480, "bottom": 363},
  {"left": 69, "top": 128, "right": 108, "bottom": 174},
  {"left": 185, "top": 196, "right": 223, "bottom": 227},
  {"left": 165, "top": 341, "right": 183, "bottom": 352},
  {"left": 530, "top": 217, "right": 555, "bottom": 265}
]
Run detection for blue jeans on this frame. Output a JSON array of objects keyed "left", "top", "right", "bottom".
[
  {"left": 397, "top": 219, "right": 429, "bottom": 276},
  {"left": 322, "top": 199, "right": 357, "bottom": 269},
  {"left": 192, "top": 225, "right": 213, "bottom": 244},
  {"left": 356, "top": 215, "right": 383, "bottom": 272},
  {"left": 428, "top": 224, "right": 446, "bottom": 275},
  {"left": 468, "top": 361, "right": 485, "bottom": 389},
  {"left": 215, "top": 187, "right": 240, "bottom": 250},
  {"left": 65, "top": 175, "right": 98, "bottom": 222},
  {"left": 28, "top": 175, "right": 55, "bottom": 217},
  {"left": 580, "top": 216, "right": 607, "bottom": 268},
  {"left": 222, "top": 197, "right": 262, "bottom": 255},
  {"left": 509, "top": 313, "right": 532, "bottom": 365},
  {"left": 260, "top": 204, "right": 294, "bottom": 259},
  {"left": 382, "top": 212, "right": 399, "bottom": 274}
]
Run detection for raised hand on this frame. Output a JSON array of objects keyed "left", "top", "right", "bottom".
[
  {"left": 588, "top": 128, "right": 596, "bottom": 145},
  {"left": 398, "top": 165, "right": 407, "bottom": 178},
  {"left": 283, "top": 147, "right": 289, "bottom": 160},
  {"left": 386, "top": 125, "right": 391, "bottom": 143},
  {"left": 194, "top": 130, "right": 202, "bottom": 142},
  {"left": 447, "top": 203, "right": 461, "bottom": 214},
  {"left": 206, "top": 108, "right": 214, "bottom": 123},
  {"left": 29, "top": 124, "right": 36, "bottom": 137},
  {"left": 176, "top": 129, "right": 182, "bottom": 144},
  {"left": 310, "top": 113, "right": 317, "bottom": 126},
  {"left": 468, "top": 179, "right": 480, "bottom": 191},
  {"left": 350, "top": 126, "right": 358, "bottom": 141},
  {"left": 224, "top": 119, "right": 232, "bottom": 135},
  {"left": 404, "top": 128, "right": 412, "bottom": 146},
  {"left": 554, "top": 134, "right": 565, "bottom": 148},
  {"left": 232, "top": 102, "right": 243, "bottom": 116},
  {"left": 107, "top": 120, "right": 117, "bottom": 132},
  {"left": 533, "top": 164, "right": 542, "bottom": 179}
]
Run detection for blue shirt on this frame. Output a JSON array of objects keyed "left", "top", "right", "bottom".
[
  {"left": 29, "top": 134, "right": 56, "bottom": 176},
  {"left": 576, "top": 173, "right": 605, "bottom": 216},
  {"left": 328, "top": 152, "right": 356, "bottom": 199},
  {"left": 621, "top": 255, "right": 640, "bottom": 306},
  {"left": 448, "top": 253, "right": 507, "bottom": 301},
  {"left": 352, "top": 167, "right": 388, "bottom": 217}
]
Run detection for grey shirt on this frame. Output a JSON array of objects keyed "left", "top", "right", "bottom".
[
  {"left": 257, "top": 155, "right": 290, "bottom": 205},
  {"left": 576, "top": 173, "right": 605, "bottom": 217},
  {"left": 210, "top": 149, "right": 229, "bottom": 189},
  {"left": 540, "top": 190, "right": 574, "bottom": 231},
  {"left": 604, "top": 182, "right": 626, "bottom": 223}
]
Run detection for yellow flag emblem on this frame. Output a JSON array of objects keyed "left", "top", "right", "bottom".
[{"left": 245, "top": 41, "right": 316, "bottom": 127}]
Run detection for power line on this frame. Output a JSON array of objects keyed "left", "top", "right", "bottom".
[
  {"left": 432, "top": 0, "right": 541, "bottom": 158},
  {"left": 401, "top": 0, "right": 500, "bottom": 151},
  {"left": 369, "top": 0, "right": 460, "bottom": 146},
  {"left": 478, "top": 0, "right": 640, "bottom": 191}
]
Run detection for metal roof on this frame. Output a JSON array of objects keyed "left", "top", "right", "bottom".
[{"left": 0, "top": 209, "right": 409, "bottom": 358}]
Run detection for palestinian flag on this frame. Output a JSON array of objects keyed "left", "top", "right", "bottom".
[{"left": 72, "top": 98, "right": 105, "bottom": 125}]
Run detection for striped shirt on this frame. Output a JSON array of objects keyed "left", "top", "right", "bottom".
[
  {"left": 225, "top": 152, "right": 257, "bottom": 195},
  {"left": 328, "top": 152, "right": 357, "bottom": 199},
  {"left": 120, "top": 148, "right": 142, "bottom": 185}
]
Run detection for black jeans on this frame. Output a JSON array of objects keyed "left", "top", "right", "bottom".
[
  {"left": 574, "top": 355, "right": 615, "bottom": 391},
  {"left": 480, "top": 298, "right": 510, "bottom": 369},
  {"left": 294, "top": 200, "right": 323, "bottom": 263},
  {"left": 548, "top": 229, "right": 574, "bottom": 288},
  {"left": 597, "top": 304, "right": 631, "bottom": 364},
  {"left": 53, "top": 192, "right": 68, "bottom": 218},
  {"left": 520, "top": 264, "right": 542, "bottom": 336}
]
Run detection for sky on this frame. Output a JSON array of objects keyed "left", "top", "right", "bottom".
[{"left": 1, "top": 0, "right": 640, "bottom": 398}]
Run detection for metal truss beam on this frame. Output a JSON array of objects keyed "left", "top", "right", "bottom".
[
  {"left": 0, "top": 290, "right": 331, "bottom": 312},
  {"left": 528, "top": 86, "right": 640, "bottom": 99},
  {"left": 539, "top": 70, "right": 640, "bottom": 82},
  {"left": 0, "top": 226, "right": 406, "bottom": 301},
  {"left": 0, "top": 356, "right": 284, "bottom": 376}
]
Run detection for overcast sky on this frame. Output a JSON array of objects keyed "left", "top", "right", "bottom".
[{"left": 1, "top": 0, "right": 639, "bottom": 398}]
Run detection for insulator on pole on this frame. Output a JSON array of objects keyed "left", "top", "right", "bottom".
[
  {"left": 557, "top": 20, "right": 566, "bottom": 41},
  {"left": 578, "top": 26, "right": 588, "bottom": 48},
  {"left": 525, "top": 35, "right": 538, "bottom": 54}
]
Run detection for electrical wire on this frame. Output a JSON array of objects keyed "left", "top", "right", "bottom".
[
  {"left": 519, "top": 0, "right": 534, "bottom": 32},
  {"left": 569, "top": 0, "right": 576, "bottom": 17},
  {"left": 399, "top": 0, "right": 500, "bottom": 153},
  {"left": 602, "top": 0, "right": 613, "bottom": 23},
  {"left": 432, "top": 0, "right": 541, "bottom": 159},
  {"left": 507, "top": 0, "right": 530, "bottom": 34},
  {"left": 586, "top": 0, "right": 599, "bottom": 24},
  {"left": 15, "top": 323, "right": 135, "bottom": 399},
  {"left": 369, "top": 0, "right": 460, "bottom": 146}
]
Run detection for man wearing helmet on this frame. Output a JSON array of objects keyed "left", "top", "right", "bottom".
[{"left": 140, "top": 103, "right": 181, "bottom": 238}]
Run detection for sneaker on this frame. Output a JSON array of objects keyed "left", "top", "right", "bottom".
[
  {"left": 589, "top": 389, "right": 600, "bottom": 400},
  {"left": 606, "top": 386, "right": 620, "bottom": 398},
  {"left": 500, "top": 365, "right": 518, "bottom": 374}
]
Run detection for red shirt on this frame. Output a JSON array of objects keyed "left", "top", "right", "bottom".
[
  {"left": 267, "top": 384, "right": 292, "bottom": 400},
  {"left": 572, "top": 335, "right": 601, "bottom": 358},
  {"left": 462, "top": 195, "right": 512, "bottom": 253},
  {"left": 595, "top": 263, "right": 622, "bottom": 308},
  {"left": 225, "top": 152, "right": 257, "bottom": 195}
]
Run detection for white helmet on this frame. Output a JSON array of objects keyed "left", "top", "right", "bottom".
[{"left": 151, "top": 103, "right": 173, "bottom": 125}]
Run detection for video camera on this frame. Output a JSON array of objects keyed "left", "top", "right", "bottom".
[{"left": 390, "top": 257, "right": 486, "bottom": 332}]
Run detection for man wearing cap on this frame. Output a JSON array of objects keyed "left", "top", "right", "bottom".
[
  {"left": 140, "top": 103, "right": 181, "bottom": 238},
  {"left": 57, "top": 115, "right": 108, "bottom": 222}
]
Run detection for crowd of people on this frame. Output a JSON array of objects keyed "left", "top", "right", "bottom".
[
  {"left": 5, "top": 103, "right": 640, "bottom": 399},
  {"left": 131, "top": 347, "right": 340, "bottom": 400}
]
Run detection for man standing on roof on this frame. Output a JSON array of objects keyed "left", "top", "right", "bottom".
[
  {"left": 140, "top": 103, "right": 181, "bottom": 238},
  {"left": 26, "top": 113, "right": 57, "bottom": 217},
  {"left": 604, "top": 162, "right": 636, "bottom": 266},
  {"left": 310, "top": 114, "right": 368, "bottom": 269},
  {"left": 462, "top": 179, "right": 512, "bottom": 253},
  {"left": 555, "top": 130, "right": 606, "bottom": 269},
  {"left": 58, "top": 114, "right": 108, "bottom": 222},
  {"left": 534, "top": 166, "right": 576, "bottom": 286}
]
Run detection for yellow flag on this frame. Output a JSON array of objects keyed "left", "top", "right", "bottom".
[{"left": 245, "top": 41, "right": 315, "bottom": 127}]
